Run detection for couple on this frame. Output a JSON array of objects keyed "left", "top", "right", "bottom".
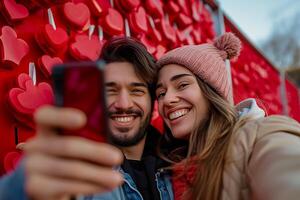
[{"left": 1, "top": 33, "right": 300, "bottom": 200}]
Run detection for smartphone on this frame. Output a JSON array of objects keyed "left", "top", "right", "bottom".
[{"left": 52, "top": 61, "right": 108, "bottom": 142}]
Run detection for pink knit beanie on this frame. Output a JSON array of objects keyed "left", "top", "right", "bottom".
[{"left": 157, "top": 32, "right": 241, "bottom": 101}]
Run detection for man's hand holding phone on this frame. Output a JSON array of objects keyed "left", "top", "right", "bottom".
[{"left": 23, "top": 62, "right": 124, "bottom": 200}]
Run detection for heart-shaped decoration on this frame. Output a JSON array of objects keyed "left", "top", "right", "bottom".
[
  {"left": 177, "top": 0, "right": 190, "bottom": 16},
  {"left": 8, "top": 73, "right": 54, "bottom": 128},
  {"left": 38, "top": 55, "right": 63, "bottom": 78},
  {"left": 164, "top": 1, "right": 180, "bottom": 15},
  {"left": 35, "top": 24, "right": 68, "bottom": 55},
  {"left": 128, "top": 6, "right": 148, "bottom": 34},
  {"left": 176, "top": 26, "right": 194, "bottom": 45},
  {"left": 177, "top": 13, "right": 192, "bottom": 29},
  {"left": 4, "top": 151, "right": 22, "bottom": 173},
  {"left": 145, "top": 0, "right": 163, "bottom": 19},
  {"left": 156, "top": 19, "right": 177, "bottom": 45},
  {"left": 0, "top": 26, "right": 29, "bottom": 66},
  {"left": 21, "top": 0, "right": 68, "bottom": 10},
  {"left": 87, "top": 0, "right": 111, "bottom": 17},
  {"left": 139, "top": 34, "right": 156, "bottom": 55},
  {"left": 2, "top": 0, "right": 29, "bottom": 22},
  {"left": 115, "top": 0, "right": 140, "bottom": 13},
  {"left": 191, "top": 28, "right": 202, "bottom": 44},
  {"left": 70, "top": 34, "right": 104, "bottom": 61},
  {"left": 63, "top": 2, "right": 91, "bottom": 31},
  {"left": 100, "top": 8, "right": 124, "bottom": 36},
  {"left": 17, "top": 73, "right": 31, "bottom": 89}
]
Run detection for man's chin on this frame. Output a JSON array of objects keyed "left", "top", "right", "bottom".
[{"left": 108, "top": 128, "right": 147, "bottom": 147}]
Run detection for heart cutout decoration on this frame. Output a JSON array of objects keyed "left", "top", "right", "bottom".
[
  {"left": 100, "top": 8, "right": 124, "bottom": 36},
  {"left": 177, "top": 13, "right": 193, "bottom": 29},
  {"left": 0, "top": 26, "right": 29, "bottom": 66},
  {"left": 38, "top": 55, "right": 63, "bottom": 78},
  {"left": 145, "top": 0, "right": 163, "bottom": 19},
  {"left": 2, "top": 0, "right": 29, "bottom": 22},
  {"left": 8, "top": 73, "right": 54, "bottom": 128},
  {"left": 115, "top": 0, "right": 140, "bottom": 13},
  {"left": 139, "top": 34, "right": 156, "bottom": 54},
  {"left": 87, "top": 0, "right": 111, "bottom": 17},
  {"left": 63, "top": 2, "right": 91, "bottom": 31},
  {"left": 128, "top": 6, "right": 148, "bottom": 34},
  {"left": 156, "top": 19, "right": 177, "bottom": 45},
  {"left": 70, "top": 34, "right": 105, "bottom": 61},
  {"left": 35, "top": 24, "right": 68, "bottom": 55}
]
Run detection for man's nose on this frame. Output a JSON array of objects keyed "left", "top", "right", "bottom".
[{"left": 114, "top": 90, "right": 134, "bottom": 109}]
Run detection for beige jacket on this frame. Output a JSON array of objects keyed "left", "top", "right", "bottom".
[{"left": 221, "top": 115, "right": 300, "bottom": 200}]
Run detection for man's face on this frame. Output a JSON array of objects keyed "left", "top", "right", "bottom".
[{"left": 105, "top": 62, "right": 152, "bottom": 147}]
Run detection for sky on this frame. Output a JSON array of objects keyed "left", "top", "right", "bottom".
[{"left": 218, "top": 0, "right": 300, "bottom": 47}]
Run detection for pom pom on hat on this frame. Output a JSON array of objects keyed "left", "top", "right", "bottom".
[
  {"left": 157, "top": 32, "right": 242, "bottom": 101},
  {"left": 214, "top": 32, "right": 241, "bottom": 60}
]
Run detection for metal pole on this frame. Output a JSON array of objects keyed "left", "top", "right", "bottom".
[
  {"left": 280, "top": 69, "right": 289, "bottom": 115},
  {"left": 209, "top": 1, "right": 234, "bottom": 105}
]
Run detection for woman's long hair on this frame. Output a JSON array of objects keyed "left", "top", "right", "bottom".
[{"left": 158, "top": 77, "right": 249, "bottom": 200}]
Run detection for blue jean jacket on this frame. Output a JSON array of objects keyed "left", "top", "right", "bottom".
[
  {"left": 0, "top": 164, "right": 173, "bottom": 200},
  {"left": 79, "top": 168, "right": 174, "bottom": 200}
]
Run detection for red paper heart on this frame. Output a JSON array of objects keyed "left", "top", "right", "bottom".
[
  {"left": 63, "top": 2, "right": 91, "bottom": 30},
  {"left": 44, "top": 25, "right": 68, "bottom": 47},
  {"left": 177, "top": 0, "right": 190, "bottom": 16},
  {"left": 139, "top": 34, "right": 156, "bottom": 55},
  {"left": 35, "top": 24, "right": 68, "bottom": 55},
  {"left": 87, "top": 0, "right": 111, "bottom": 17},
  {"left": 38, "top": 55, "right": 63, "bottom": 78},
  {"left": 191, "top": 28, "right": 202, "bottom": 44},
  {"left": 3, "top": 0, "right": 29, "bottom": 22},
  {"left": 164, "top": 1, "right": 180, "bottom": 15},
  {"left": 0, "top": 26, "right": 29, "bottom": 66},
  {"left": 8, "top": 73, "right": 54, "bottom": 127},
  {"left": 4, "top": 151, "right": 22, "bottom": 173},
  {"left": 177, "top": 13, "right": 192, "bottom": 29},
  {"left": 17, "top": 73, "right": 31, "bottom": 89},
  {"left": 118, "top": 0, "right": 140, "bottom": 12},
  {"left": 100, "top": 8, "right": 124, "bottom": 35},
  {"left": 145, "top": 0, "right": 163, "bottom": 19},
  {"left": 156, "top": 19, "right": 177, "bottom": 45},
  {"left": 176, "top": 26, "right": 194, "bottom": 45},
  {"left": 128, "top": 6, "right": 148, "bottom": 34},
  {"left": 70, "top": 35, "right": 104, "bottom": 61}
]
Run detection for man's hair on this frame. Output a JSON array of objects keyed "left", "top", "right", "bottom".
[{"left": 100, "top": 36, "right": 157, "bottom": 104}]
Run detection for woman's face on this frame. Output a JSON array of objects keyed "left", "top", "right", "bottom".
[{"left": 156, "top": 64, "right": 209, "bottom": 139}]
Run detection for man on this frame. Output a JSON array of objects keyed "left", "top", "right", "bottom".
[{"left": 0, "top": 37, "right": 173, "bottom": 200}]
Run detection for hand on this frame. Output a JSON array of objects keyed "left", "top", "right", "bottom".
[{"left": 25, "top": 106, "right": 123, "bottom": 200}]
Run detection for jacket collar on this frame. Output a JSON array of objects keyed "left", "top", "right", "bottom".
[{"left": 235, "top": 98, "right": 265, "bottom": 119}]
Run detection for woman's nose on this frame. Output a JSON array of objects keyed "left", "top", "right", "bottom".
[{"left": 163, "top": 90, "right": 180, "bottom": 106}]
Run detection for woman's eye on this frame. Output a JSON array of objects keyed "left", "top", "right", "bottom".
[
  {"left": 178, "top": 83, "right": 188, "bottom": 89},
  {"left": 156, "top": 91, "right": 165, "bottom": 99}
]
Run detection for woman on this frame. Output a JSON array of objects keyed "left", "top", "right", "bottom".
[{"left": 155, "top": 32, "right": 300, "bottom": 200}]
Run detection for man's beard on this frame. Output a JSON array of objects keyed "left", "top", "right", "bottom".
[{"left": 108, "top": 109, "right": 151, "bottom": 147}]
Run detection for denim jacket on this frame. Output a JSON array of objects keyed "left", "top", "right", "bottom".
[{"left": 80, "top": 167, "right": 173, "bottom": 200}]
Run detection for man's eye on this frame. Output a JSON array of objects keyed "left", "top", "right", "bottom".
[
  {"left": 131, "top": 89, "right": 145, "bottom": 95},
  {"left": 106, "top": 89, "right": 117, "bottom": 94}
]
